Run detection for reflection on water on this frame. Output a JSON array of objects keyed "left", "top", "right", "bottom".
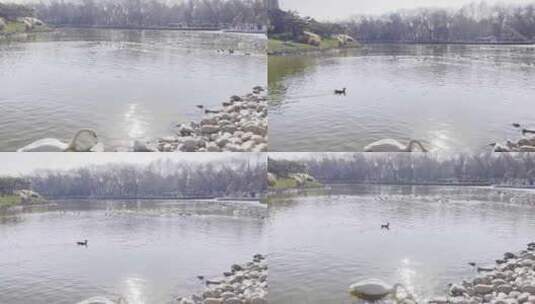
[
  {"left": 267, "top": 185, "right": 535, "bottom": 304},
  {"left": 268, "top": 44, "right": 535, "bottom": 152},
  {"left": 0, "top": 199, "right": 266, "bottom": 304},
  {"left": 0, "top": 28, "right": 266, "bottom": 151},
  {"left": 124, "top": 103, "right": 149, "bottom": 139}
]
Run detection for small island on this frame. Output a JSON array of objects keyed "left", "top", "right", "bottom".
[
  {"left": 267, "top": 158, "right": 322, "bottom": 190},
  {"left": 267, "top": 0, "right": 358, "bottom": 55},
  {"left": 0, "top": 3, "right": 49, "bottom": 38},
  {"left": 0, "top": 177, "right": 46, "bottom": 211}
]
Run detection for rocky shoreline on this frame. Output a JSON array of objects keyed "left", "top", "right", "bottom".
[
  {"left": 135, "top": 87, "right": 267, "bottom": 152},
  {"left": 176, "top": 254, "right": 268, "bottom": 304},
  {"left": 492, "top": 125, "right": 535, "bottom": 152},
  {"left": 430, "top": 243, "right": 535, "bottom": 304}
]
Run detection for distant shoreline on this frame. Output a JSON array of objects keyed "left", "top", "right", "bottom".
[
  {"left": 360, "top": 40, "right": 535, "bottom": 46},
  {"left": 268, "top": 39, "right": 535, "bottom": 56},
  {"left": 53, "top": 24, "right": 266, "bottom": 35},
  {"left": 268, "top": 38, "right": 359, "bottom": 56},
  {"left": 53, "top": 24, "right": 221, "bottom": 31},
  {"left": 321, "top": 182, "right": 535, "bottom": 189},
  {"left": 42, "top": 195, "right": 261, "bottom": 201}
]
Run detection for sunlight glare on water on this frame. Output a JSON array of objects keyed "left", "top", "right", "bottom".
[
  {"left": 124, "top": 103, "right": 148, "bottom": 139},
  {"left": 123, "top": 276, "right": 147, "bottom": 304}
]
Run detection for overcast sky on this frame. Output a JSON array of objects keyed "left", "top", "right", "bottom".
[
  {"left": 0, "top": 153, "right": 264, "bottom": 176},
  {"left": 281, "top": 0, "right": 535, "bottom": 20}
]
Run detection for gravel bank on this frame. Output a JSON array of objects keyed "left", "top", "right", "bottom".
[
  {"left": 430, "top": 243, "right": 535, "bottom": 304},
  {"left": 135, "top": 87, "right": 267, "bottom": 152},
  {"left": 176, "top": 254, "right": 268, "bottom": 304}
]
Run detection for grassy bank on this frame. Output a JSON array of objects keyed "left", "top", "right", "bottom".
[
  {"left": 270, "top": 177, "right": 322, "bottom": 190},
  {"left": 268, "top": 38, "right": 357, "bottom": 55},
  {"left": 0, "top": 195, "right": 22, "bottom": 209},
  {"left": 2, "top": 21, "right": 26, "bottom": 34},
  {"left": 0, "top": 21, "right": 51, "bottom": 37}
]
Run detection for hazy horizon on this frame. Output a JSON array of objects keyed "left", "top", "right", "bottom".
[
  {"left": 0, "top": 153, "right": 264, "bottom": 176},
  {"left": 280, "top": 0, "right": 535, "bottom": 20}
]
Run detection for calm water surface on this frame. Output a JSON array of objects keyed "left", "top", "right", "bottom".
[
  {"left": 269, "top": 44, "right": 535, "bottom": 152},
  {"left": 267, "top": 185, "right": 535, "bottom": 304},
  {"left": 0, "top": 28, "right": 266, "bottom": 151},
  {"left": 0, "top": 199, "right": 267, "bottom": 304}
]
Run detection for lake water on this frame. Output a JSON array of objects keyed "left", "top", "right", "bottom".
[
  {"left": 268, "top": 44, "right": 535, "bottom": 152},
  {"left": 0, "top": 199, "right": 267, "bottom": 304},
  {"left": 0, "top": 28, "right": 266, "bottom": 151},
  {"left": 267, "top": 185, "right": 535, "bottom": 304}
]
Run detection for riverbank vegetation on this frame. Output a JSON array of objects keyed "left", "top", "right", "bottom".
[
  {"left": 0, "top": 3, "right": 48, "bottom": 35},
  {"left": 0, "top": 195, "right": 21, "bottom": 208},
  {"left": 0, "top": 177, "right": 45, "bottom": 208},
  {"left": 340, "top": 2, "right": 535, "bottom": 44},
  {"left": 31, "top": 0, "right": 266, "bottom": 30},
  {"left": 268, "top": 158, "right": 322, "bottom": 189},
  {"left": 270, "top": 153, "right": 535, "bottom": 187},
  {"left": 267, "top": 5, "right": 358, "bottom": 54},
  {"left": 27, "top": 157, "right": 266, "bottom": 198}
]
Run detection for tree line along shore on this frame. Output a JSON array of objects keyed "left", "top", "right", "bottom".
[
  {"left": 1, "top": 0, "right": 266, "bottom": 36},
  {"left": 267, "top": 153, "right": 535, "bottom": 191},
  {"left": 267, "top": 1, "right": 535, "bottom": 55}
]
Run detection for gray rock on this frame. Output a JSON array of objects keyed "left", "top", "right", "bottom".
[
  {"left": 450, "top": 284, "right": 468, "bottom": 296},
  {"left": 222, "top": 298, "right": 242, "bottom": 304},
  {"left": 230, "top": 95, "right": 242, "bottom": 102},
  {"left": 522, "top": 285, "right": 535, "bottom": 294},
  {"left": 201, "top": 117, "right": 218, "bottom": 126},
  {"left": 177, "top": 125, "right": 195, "bottom": 136},
  {"left": 519, "top": 293, "right": 530, "bottom": 303},
  {"left": 133, "top": 140, "right": 158, "bottom": 152},
  {"left": 221, "top": 125, "right": 238, "bottom": 134},
  {"left": 497, "top": 284, "right": 513, "bottom": 294},
  {"left": 474, "top": 284, "right": 494, "bottom": 295},
  {"left": 505, "top": 252, "right": 518, "bottom": 260},
  {"left": 242, "top": 123, "right": 266, "bottom": 136},
  {"left": 429, "top": 296, "right": 449, "bottom": 304},
  {"left": 201, "top": 125, "right": 220, "bottom": 135},
  {"left": 206, "top": 142, "right": 222, "bottom": 152},
  {"left": 180, "top": 137, "right": 203, "bottom": 152}
]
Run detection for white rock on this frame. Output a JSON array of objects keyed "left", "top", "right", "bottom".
[{"left": 201, "top": 125, "right": 220, "bottom": 135}]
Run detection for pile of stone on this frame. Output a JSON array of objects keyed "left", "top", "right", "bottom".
[
  {"left": 493, "top": 137, "right": 535, "bottom": 152},
  {"left": 493, "top": 126, "right": 535, "bottom": 152},
  {"left": 430, "top": 243, "right": 535, "bottom": 304},
  {"left": 176, "top": 254, "right": 268, "bottom": 304},
  {"left": 136, "top": 87, "right": 267, "bottom": 152}
]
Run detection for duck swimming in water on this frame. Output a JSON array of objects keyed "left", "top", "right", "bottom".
[{"left": 334, "top": 88, "right": 347, "bottom": 95}]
